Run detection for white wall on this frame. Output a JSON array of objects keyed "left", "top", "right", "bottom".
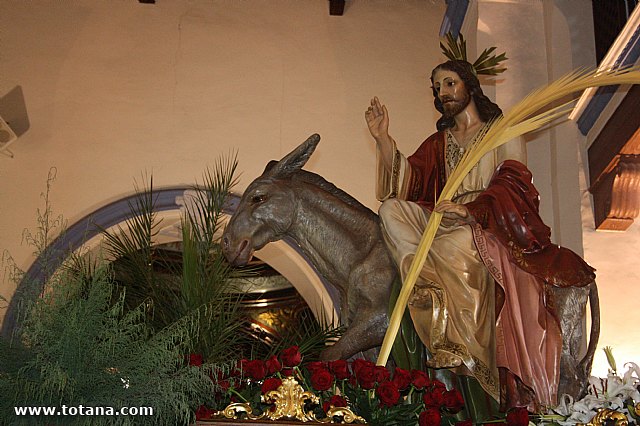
[{"left": 0, "top": 0, "right": 446, "bottom": 315}]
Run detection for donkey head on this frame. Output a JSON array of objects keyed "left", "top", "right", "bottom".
[{"left": 222, "top": 134, "right": 320, "bottom": 266}]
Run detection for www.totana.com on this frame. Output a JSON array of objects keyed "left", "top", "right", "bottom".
[{"left": 14, "top": 405, "right": 154, "bottom": 416}]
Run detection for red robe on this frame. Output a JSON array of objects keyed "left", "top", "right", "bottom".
[
  {"left": 406, "top": 132, "right": 595, "bottom": 288},
  {"left": 405, "top": 131, "right": 595, "bottom": 408}
]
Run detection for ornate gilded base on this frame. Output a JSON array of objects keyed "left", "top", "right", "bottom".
[
  {"left": 577, "top": 408, "right": 626, "bottom": 426},
  {"left": 209, "top": 377, "right": 365, "bottom": 424}
]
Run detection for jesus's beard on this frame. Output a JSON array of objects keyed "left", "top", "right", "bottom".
[{"left": 441, "top": 91, "right": 471, "bottom": 118}]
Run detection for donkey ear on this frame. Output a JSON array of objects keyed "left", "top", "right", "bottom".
[
  {"left": 263, "top": 160, "right": 278, "bottom": 174},
  {"left": 265, "top": 134, "right": 321, "bottom": 178}
]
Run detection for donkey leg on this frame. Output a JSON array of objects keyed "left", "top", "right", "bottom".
[
  {"left": 320, "top": 248, "right": 395, "bottom": 361},
  {"left": 553, "top": 284, "right": 593, "bottom": 399},
  {"left": 320, "top": 308, "right": 389, "bottom": 361},
  {"left": 577, "top": 281, "right": 600, "bottom": 398}
]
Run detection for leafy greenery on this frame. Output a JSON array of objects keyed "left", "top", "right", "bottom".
[
  {"left": 1, "top": 155, "right": 342, "bottom": 425},
  {"left": 98, "top": 156, "right": 250, "bottom": 363},
  {"left": 0, "top": 264, "right": 218, "bottom": 426}
]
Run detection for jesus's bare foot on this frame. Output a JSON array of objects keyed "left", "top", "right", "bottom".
[{"left": 425, "top": 350, "right": 463, "bottom": 369}]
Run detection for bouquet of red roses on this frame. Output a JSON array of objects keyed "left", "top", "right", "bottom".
[
  {"left": 305, "top": 357, "right": 469, "bottom": 425},
  {"left": 195, "top": 346, "right": 472, "bottom": 425}
]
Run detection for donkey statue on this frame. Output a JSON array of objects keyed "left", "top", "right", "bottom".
[
  {"left": 221, "top": 134, "right": 600, "bottom": 400},
  {"left": 222, "top": 134, "right": 396, "bottom": 361}
]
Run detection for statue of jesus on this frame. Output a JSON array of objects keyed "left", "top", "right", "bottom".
[{"left": 366, "top": 59, "right": 595, "bottom": 410}]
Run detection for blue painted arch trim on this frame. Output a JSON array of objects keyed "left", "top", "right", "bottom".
[
  {"left": 2, "top": 187, "right": 190, "bottom": 337},
  {"left": 577, "top": 24, "right": 640, "bottom": 135},
  {"left": 440, "top": 0, "right": 469, "bottom": 38}
]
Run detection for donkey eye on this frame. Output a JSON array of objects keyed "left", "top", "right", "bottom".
[{"left": 251, "top": 194, "right": 265, "bottom": 204}]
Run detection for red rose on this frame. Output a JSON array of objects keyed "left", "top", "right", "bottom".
[
  {"left": 374, "top": 365, "right": 391, "bottom": 383},
  {"left": 281, "top": 367, "right": 294, "bottom": 376},
  {"left": 506, "top": 407, "right": 530, "bottom": 426},
  {"left": 243, "top": 359, "right": 267, "bottom": 381},
  {"left": 355, "top": 363, "right": 376, "bottom": 389},
  {"left": 189, "top": 353, "right": 203, "bottom": 366},
  {"left": 329, "top": 360, "right": 351, "bottom": 380},
  {"left": 376, "top": 380, "right": 401, "bottom": 407},
  {"left": 351, "top": 358, "right": 375, "bottom": 377},
  {"left": 456, "top": 421, "right": 473, "bottom": 426},
  {"left": 431, "top": 379, "right": 446, "bottom": 391},
  {"left": 323, "top": 395, "right": 348, "bottom": 413},
  {"left": 411, "top": 370, "right": 431, "bottom": 389},
  {"left": 310, "top": 368, "right": 334, "bottom": 391},
  {"left": 265, "top": 355, "right": 282, "bottom": 375},
  {"left": 443, "top": 389, "right": 465, "bottom": 413},
  {"left": 261, "top": 377, "right": 283, "bottom": 394},
  {"left": 280, "top": 346, "right": 302, "bottom": 367},
  {"left": 419, "top": 408, "right": 442, "bottom": 426},
  {"left": 305, "top": 361, "right": 326, "bottom": 374},
  {"left": 392, "top": 367, "right": 412, "bottom": 390},
  {"left": 329, "top": 394, "right": 348, "bottom": 407},
  {"left": 422, "top": 387, "right": 445, "bottom": 408}
]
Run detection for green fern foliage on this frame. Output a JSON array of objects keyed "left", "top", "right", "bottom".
[{"left": 0, "top": 265, "right": 217, "bottom": 426}]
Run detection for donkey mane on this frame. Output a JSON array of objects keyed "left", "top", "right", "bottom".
[{"left": 292, "top": 169, "right": 376, "bottom": 218}]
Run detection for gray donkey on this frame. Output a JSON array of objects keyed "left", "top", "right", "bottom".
[
  {"left": 222, "top": 134, "right": 396, "bottom": 361},
  {"left": 221, "top": 133, "right": 599, "bottom": 400}
]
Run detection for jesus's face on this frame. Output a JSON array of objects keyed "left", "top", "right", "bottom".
[{"left": 432, "top": 68, "right": 471, "bottom": 118}]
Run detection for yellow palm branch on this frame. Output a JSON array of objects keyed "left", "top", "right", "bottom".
[{"left": 377, "top": 66, "right": 640, "bottom": 366}]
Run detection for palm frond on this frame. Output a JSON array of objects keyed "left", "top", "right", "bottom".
[
  {"left": 378, "top": 66, "right": 640, "bottom": 366},
  {"left": 440, "top": 32, "right": 467, "bottom": 62},
  {"left": 176, "top": 151, "right": 251, "bottom": 361},
  {"left": 1, "top": 153, "right": 253, "bottom": 423},
  {"left": 95, "top": 152, "right": 248, "bottom": 361},
  {"left": 440, "top": 32, "right": 508, "bottom": 75},
  {"left": 96, "top": 175, "right": 170, "bottom": 320},
  {"left": 448, "top": 67, "right": 640, "bottom": 197},
  {"left": 473, "top": 47, "right": 508, "bottom": 76}
]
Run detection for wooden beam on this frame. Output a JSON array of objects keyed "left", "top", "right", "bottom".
[
  {"left": 587, "top": 85, "right": 640, "bottom": 231},
  {"left": 591, "top": 155, "right": 640, "bottom": 231},
  {"left": 588, "top": 85, "right": 640, "bottom": 188},
  {"left": 329, "top": 0, "right": 345, "bottom": 16}
]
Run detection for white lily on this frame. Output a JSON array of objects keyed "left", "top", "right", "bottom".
[
  {"left": 549, "top": 353, "right": 640, "bottom": 425},
  {"left": 552, "top": 394, "right": 575, "bottom": 417},
  {"left": 550, "top": 395, "right": 591, "bottom": 425},
  {"left": 561, "top": 410, "right": 595, "bottom": 425},
  {"left": 623, "top": 362, "right": 640, "bottom": 400}
]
